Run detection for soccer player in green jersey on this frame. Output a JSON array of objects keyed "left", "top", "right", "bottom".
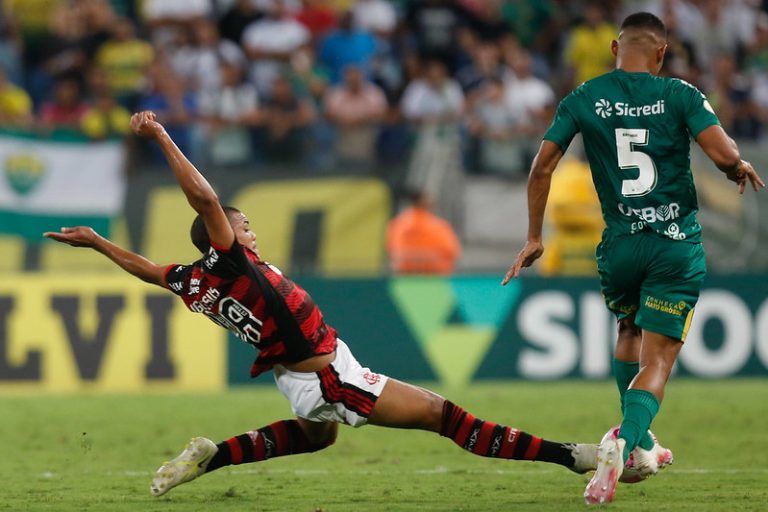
[{"left": 502, "top": 12, "right": 764, "bottom": 505}]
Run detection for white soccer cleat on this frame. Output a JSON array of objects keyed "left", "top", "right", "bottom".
[
  {"left": 567, "top": 443, "right": 598, "bottom": 474},
  {"left": 150, "top": 437, "right": 217, "bottom": 497},
  {"left": 584, "top": 434, "right": 625, "bottom": 505},
  {"left": 601, "top": 426, "right": 674, "bottom": 483}
]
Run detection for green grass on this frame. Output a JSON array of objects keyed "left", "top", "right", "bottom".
[{"left": 1, "top": 379, "right": 766, "bottom": 511}]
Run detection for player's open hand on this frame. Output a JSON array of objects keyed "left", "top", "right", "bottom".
[
  {"left": 502, "top": 240, "right": 544, "bottom": 285},
  {"left": 43, "top": 226, "right": 100, "bottom": 248},
  {"left": 130, "top": 111, "right": 164, "bottom": 139},
  {"left": 727, "top": 160, "right": 765, "bottom": 194}
]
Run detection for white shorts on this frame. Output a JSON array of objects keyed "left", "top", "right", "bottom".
[{"left": 273, "top": 340, "right": 389, "bottom": 427}]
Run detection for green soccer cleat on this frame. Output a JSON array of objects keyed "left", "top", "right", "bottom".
[{"left": 150, "top": 437, "right": 217, "bottom": 497}]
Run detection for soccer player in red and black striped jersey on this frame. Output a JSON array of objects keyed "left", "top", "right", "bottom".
[{"left": 45, "top": 111, "right": 598, "bottom": 498}]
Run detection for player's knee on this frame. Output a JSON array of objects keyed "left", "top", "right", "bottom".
[
  {"left": 423, "top": 393, "right": 445, "bottom": 432},
  {"left": 618, "top": 317, "right": 641, "bottom": 338},
  {"left": 308, "top": 424, "right": 337, "bottom": 451}
]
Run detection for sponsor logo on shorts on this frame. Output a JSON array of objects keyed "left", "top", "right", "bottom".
[
  {"left": 362, "top": 371, "right": 381, "bottom": 385},
  {"left": 645, "top": 296, "right": 686, "bottom": 316}
]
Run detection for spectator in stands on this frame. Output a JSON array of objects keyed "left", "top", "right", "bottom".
[
  {"left": 404, "top": 0, "right": 481, "bottom": 70},
  {"left": 324, "top": 65, "right": 387, "bottom": 164},
  {"left": 386, "top": 189, "right": 462, "bottom": 275},
  {"left": 352, "top": 0, "right": 397, "bottom": 37},
  {"left": 318, "top": 11, "right": 376, "bottom": 84},
  {"left": 0, "top": 5, "right": 22, "bottom": 85},
  {"left": 81, "top": 66, "right": 131, "bottom": 140},
  {"left": 254, "top": 74, "right": 316, "bottom": 163},
  {"left": 138, "top": 64, "right": 197, "bottom": 161},
  {"left": 32, "top": 4, "right": 93, "bottom": 105},
  {"left": 465, "top": 76, "right": 522, "bottom": 175},
  {"left": 690, "top": 0, "right": 756, "bottom": 69},
  {"left": 455, "top": 41, "right": 505, "bottom": 99},
  {"left": 296, "top": 0, "right": 338, "bottom": 41},
  {"left": 504, "top": 48, "right": 555, "bottom": 137},
  {"left": 95, "top": 17, "right": 154, "bottom": 110},
  {"left": 0, "top": 68, "right": 32, "bottom": 126},
  {"left": 401, "top": 59, "right": 464, "bottom": 126},
  {"left": 401, "top": 59, "right": 465, "bottom": 231},
  {"left": 499, "top": 0, "right": 558, "bottom": 54},
  {"left": 656, "top": 1, "right": 700, "bottom": 85},
  {"left": 241, "top": 0, "right": 310, "bottom": 96},
  {"left": 564, "top": 2, "right": 616, "bottom": 87},
  {"left": 198, "top": 62, "right": 259, "bottom": 166},
  {"left": 169, "top": 19, "right": 245, "bottom": 95},
  {"left": 5, "top": 0, "right": 59, "bottom": 98},
  {"left": 142, "top": 0, "right": 212, "bottom": 33},
  {"left": 218, "top": 0, "right": 264, "bottom": 45},
  {"left": 39, "top": 77, "right": 88, "bottom": 131},
  {"left": 706, "top": 53, "right": 759, "bottom": 140}
]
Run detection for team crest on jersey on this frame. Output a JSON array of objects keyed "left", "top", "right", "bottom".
[{"left": 595, "top": 99, "right": 613, "bottom": 118}]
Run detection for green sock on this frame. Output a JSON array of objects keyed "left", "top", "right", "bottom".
[
  {"left": 618, "top": 389, "right": 660, "bottom": 462},
  {"left": 613, "top": 359, "right": 655, "bottom": 451}
]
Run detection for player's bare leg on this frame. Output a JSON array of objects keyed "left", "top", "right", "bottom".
[
  {"left": 296, "top": 417, "right": 338, "bottom": 445},
  {"left": 586, "top": 329, "right": 682, "bottom": 504},
  {"left": 631, "top": 330, "right": 682, "bottom": 402},
  {"left": 368, "top": 378, "right": 597, "bottom": 473},
  {"left": 615, "top": 317, "right": 641, "bottom": 363}
]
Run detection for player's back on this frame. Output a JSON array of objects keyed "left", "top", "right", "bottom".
[{"left": 547, "top": 69, "right": 720, "bottom": 243}]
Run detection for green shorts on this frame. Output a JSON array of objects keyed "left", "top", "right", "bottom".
[{"left": 596, "top": 231, "right": 706, "bottom": 341}]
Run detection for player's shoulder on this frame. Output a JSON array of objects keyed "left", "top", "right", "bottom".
[{"left": 664, "top": 77, "right": 705, "bottom": 97}]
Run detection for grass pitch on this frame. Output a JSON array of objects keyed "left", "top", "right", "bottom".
[{"left": 1, "top": 379, "right": 766, "bottom": 512}]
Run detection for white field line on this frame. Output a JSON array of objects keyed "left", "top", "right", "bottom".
[{"left": 41, "top": 468, "right": 768, "bottom": 478}]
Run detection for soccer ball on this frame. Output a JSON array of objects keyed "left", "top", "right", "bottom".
[{"left": 602, "top": 425, "right": 657, "bottom": 484}]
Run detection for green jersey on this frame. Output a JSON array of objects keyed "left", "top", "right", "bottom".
[{"left": 544, "top": 69, "right": 720, "bottom": 243}]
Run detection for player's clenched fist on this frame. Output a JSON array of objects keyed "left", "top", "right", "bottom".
[{"left": 130, "top": 111, "right": 165, "bottom": 138}]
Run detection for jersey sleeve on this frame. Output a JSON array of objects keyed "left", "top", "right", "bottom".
[
  {"left": 201, "top": 240, "right": 251, "bottom": 280},
  {"left": 543, "top": 95, "right": 580, "bottom": 151},
  {"left": 164, "top": 264, "right": 193, "bottom": 296},
  {"left": 676, "top": 81, "right": 720, "bottom": 138}
]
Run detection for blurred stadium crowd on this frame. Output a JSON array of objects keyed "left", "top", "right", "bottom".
[{"left": 2, "top": 0, "right": 768, "bottom": 175}]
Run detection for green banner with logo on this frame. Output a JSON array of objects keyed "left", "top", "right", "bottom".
[
  {"left": 227, "top": 274, "right": 768, "bottom": 385},
  {"left": 0, "top": 131, "right": 125, "bottom": 239}
]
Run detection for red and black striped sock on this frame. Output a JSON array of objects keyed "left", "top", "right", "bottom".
[
  {"left": 206, "top": 420, "right": 333, "bottom": 472},
  {"left": 439, "top": 401, "right": 576, "bottom": 467}
]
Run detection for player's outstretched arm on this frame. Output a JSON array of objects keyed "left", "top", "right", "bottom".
[
  {"left": 502, "top": 140, "right": 564, "bottom": 285},
  {"left": 43, "top": 226, "right": 167, "bottom": 287},
  {"left": 130, "top": 111, "right": 235, "bottom": 249},
  {"left": 696, "top": 125, "right": 765, "bottom": 194}
]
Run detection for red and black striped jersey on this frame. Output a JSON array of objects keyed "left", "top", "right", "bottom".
[{"left": 164, "top": 240, "right": 337, "bottom": 377}]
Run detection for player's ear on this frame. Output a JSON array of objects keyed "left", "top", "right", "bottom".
[
  {"left": 656, "top": 44, "right": 667, "bottom": 69},
  {"left": 611, "top": 39, "right": 619, "bottom": 57}
]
